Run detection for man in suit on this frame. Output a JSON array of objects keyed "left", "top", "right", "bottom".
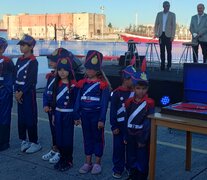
[
  {"left": 154, "top": 1, "right": 176, "bottom": 71},
  {"left": 190, "top": 3, "right": 207, "bottom": 63}
]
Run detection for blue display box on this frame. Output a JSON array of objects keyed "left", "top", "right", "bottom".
[{"left": 161, "top": 63, "right": 207, "bottom": 120}]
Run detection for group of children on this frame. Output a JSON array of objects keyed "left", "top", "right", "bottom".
[{"left": 0, "top": 34, "right": 155, "bottom": 180}]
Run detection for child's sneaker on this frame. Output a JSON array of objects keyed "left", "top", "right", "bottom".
[
  {"left": 49, "top": 152, "right": 60, "bottom": 164},
  {"left": 21, "top": 140, "right": 31, "bottom": 152},
  {"left": 91, "top": 164, "right": 102, "bottom": 175},
  {"left": 25, "top": 143, "right": 42, "bottom": 154},
  {"left": 112, "top": 172, "right": 122, "bottom": 179},
  {"left": 42, "top": 150, "right": 56, "bottom": 161},
  {"left": 79, "top": 163, "right": 93, "bottom": 174}
]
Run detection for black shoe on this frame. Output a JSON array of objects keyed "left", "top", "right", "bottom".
[
  {"left": 59, "top": 161, "right": 73, "bottom": 172},
  {"left": 54, "top": 158, "right": 63, "bottom": 170},
  {"left": 167, "top": 67, "right": 172, "bottom": 71}
]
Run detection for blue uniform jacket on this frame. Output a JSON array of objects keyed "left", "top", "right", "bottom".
[
  {"left": 125, "top": 95, "right": 155, "bottom": 144},
  {"left": 14, "top": 55, "right": 38, "bottom": 93},
  {"left": 0, "top": 56, "right": 14, "bottom": 100},
  {"left": 43, "top": 71, "right": 56, "bottom": 107},
  {"left": 110, "top": 86, "right": 134, "bottom": 131},
  {"left": 74, "top": 78, "right": 110, "bottom": 123},
  {"left": 55, "top": 80, "right": 79, "bottom": 120}
]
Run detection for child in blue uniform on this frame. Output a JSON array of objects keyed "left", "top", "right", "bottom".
[
  {"left": 52, "top": 52, "right": 78, "bottom": 171},
  {"left": 14, "top": 34, "right": 41, "bottom": 153},
  {"left": 0, "top": 37, "right": 14, "bottom": 151},
  {"left": 125, "top": 70, "right": 155, "bottom": 180},
  {"left": 42, "top": 48, "right": 70, "bottom": 164},
  {"left": 110, "top": 65, "right": 136, "bottom": 179},
  {"left": 75, "top": 50, "right": 110, "bottom": 175}
]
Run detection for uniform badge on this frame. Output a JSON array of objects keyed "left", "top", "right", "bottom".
[
  {"left": 91, "top": 56, "right": 98, "bottom": 64},
  {"left": 140, "top": 72, "right": 147, "bottom": 81},
  {"left": 61, "top": 58, "right": 68, "bottom": 64}
]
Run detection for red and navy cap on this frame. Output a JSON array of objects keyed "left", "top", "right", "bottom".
[
  {"left": 47, "top": 48, "right": 70, "bottom": 63},
  {"left": 122, "top": 65, "right": 136, "bottom": 79},
  {"left": 0, "top": 37, "right": 8, "bottom": 51},
  {"left": 57, "top": 50, "right": 74, "bottom": 73},
  {"left": 84, "top": 50, "right": 103, "bottom": 71},
  {"left": 17, "top": 34, "right": 36, "bottom": 47},
  {"left": 131, "top": 71, "right": 148, "bottom": 86}
]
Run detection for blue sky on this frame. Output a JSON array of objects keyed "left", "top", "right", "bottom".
[{"left": 0, "top": 0, "right": 206, "bottom": 28}]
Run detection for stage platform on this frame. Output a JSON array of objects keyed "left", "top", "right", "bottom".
[{"left": 102, "top": 61, "right": 184, "bottom": 106}]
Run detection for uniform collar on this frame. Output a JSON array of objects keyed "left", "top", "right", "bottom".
[
  {"left": 116, "top": 86, "right": 131, "bottom": 92},
  {"left": 19, "top": 54, "right": 36, "bottom": 60},
  {"left": 133, "top": 94, "right": 148, "bottom": 104}
]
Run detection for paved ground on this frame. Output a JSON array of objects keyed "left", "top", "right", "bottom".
[{"left": 0, "top": 94, "right": 207, "bottom": 180}]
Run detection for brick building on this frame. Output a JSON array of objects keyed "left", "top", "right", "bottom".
[{"left": 2, "top": 13, "right": 106, "bottom": 40}]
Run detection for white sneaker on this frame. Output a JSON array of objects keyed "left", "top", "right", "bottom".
[
  {"left": 21, "top": 140, "right": 31, "bottom": 152},
  {"left": 42, "top": 150, "right": 56, "bottom": 161},
  {"left": 49, "top": 152, "right": 60, "bottom": 164},
  {"left": 25, "top": 143, "right": 42, "bottom": 154}
]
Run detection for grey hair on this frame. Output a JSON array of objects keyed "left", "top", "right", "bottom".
[
  {"left": 197, "top": 3, "right": 205, "bottom": 9},
  {"left": 163, "top": 1, "right": 170, "bottom": 6}
]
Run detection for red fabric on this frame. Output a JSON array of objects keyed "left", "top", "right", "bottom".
[
  {"left": 76, "top": 78, "right": 87, "bottom": 88},
  {"left": 76, "top": 78, "right": 108, "bottom": 89},
  {"left": 19, "top": 54, "right": 36, "bottom": 61},
  {"left": 0, "top": 56, "right": 10, "bottom": 62},
  {"left": 173, "top": 103, "right": 207, "bottom": 112},
  {"left": 141, "top": 57, "right": 147, "bottom": 72},
  {"left": 125, "top": 95, "right": 155, "bottom": 109},
  {"left": 130, "top": 55, "right": 136, "bottom": 66},
  {"left": 45, "top": 71, "right": 55, "bottom": 80},
  {"left": 114, "top": 86, "right": 131, "bottom": 92}
]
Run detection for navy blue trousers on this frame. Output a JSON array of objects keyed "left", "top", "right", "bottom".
[
  {"left": 48, "top": 111, "right": 56, "bottom": 146},
  {"left": 126, "top": 134, "right": 149, "bottom": 175},
  {"left": 81, "top": 110, "right": 105, "bottom": 157},
  {"left": 18, "top": 89, "right": 38, "bottom": 143},
  {"left": 55, "top": 111, "right": 74, "bottom": 162},
  {"left": 112, "top": 125, "right": 126, "bottom": 174}
]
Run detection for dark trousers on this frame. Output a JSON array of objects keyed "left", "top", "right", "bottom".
[
  {"left": 18, "top": 90, "right": 38, "bottom": 143},
  {"left": 192, "top": 41, "right": 207, "bottom": 63},
  {"left": 81, "top": 110, "right": 105, "bottom": 157},
  {"left": 159, "top": 32, "right": 172, "bottom": 69},
  {"left": 126, "top": 134, "right": 149, "bottom": 175},
  {"left": 0, "top": 92, "right": 12, "bottom": 147},
  {"left": 112, "top": 126, "right": 125, "bottom": 174},
  {"left": 48, "top": 111, "right": 56, "bottom": 146},
  {"left": 55, "top": 111, "right": 74, "bottom": 163}
]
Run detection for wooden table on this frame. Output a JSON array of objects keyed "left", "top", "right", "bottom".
[{"left": 148, "top": 113, "right": 207, "bottom": 180}]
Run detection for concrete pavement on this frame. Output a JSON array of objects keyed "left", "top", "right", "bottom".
[{"left": 0, "top": 95, "right": 207, "bottom": 180}]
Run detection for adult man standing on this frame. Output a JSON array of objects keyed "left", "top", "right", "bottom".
[
  {"left": 154, "top": 1, "right": 176, "bottom": 71},
  {"left": 190, "top": 3, "right": 207, "bottom": 63}
]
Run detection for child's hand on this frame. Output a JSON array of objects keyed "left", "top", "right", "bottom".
[
  {"left": 15, "top": 91, "right": 23, "bottom": 104},
  {"left": 112, "top": 128, "right": 120, "bottom": 135},
  {"left": 74, "top": 119, "right": 81, "bottom": 126},
  {"left": 98, "top": 121, "right": 104, "bottom": 129},
  {"left": 52, "top": 115, "right": 55, "bottom": 126},
  {"left": 44, "top": 106, "right": 50, "bottom": 113}
]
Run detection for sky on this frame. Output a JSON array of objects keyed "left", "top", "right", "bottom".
[{"left": 0, "top": 0, "right": 207, "bottom": 28}]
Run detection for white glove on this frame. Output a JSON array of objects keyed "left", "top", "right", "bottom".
[{"left": 193, "top": 33, "right": 198, "bottom": 38}]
